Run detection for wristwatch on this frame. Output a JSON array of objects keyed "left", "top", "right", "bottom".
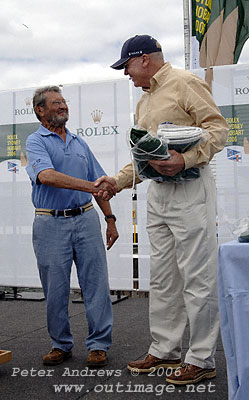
[{"left": 105, "top": 214, "right": 116, "bottom": 222}]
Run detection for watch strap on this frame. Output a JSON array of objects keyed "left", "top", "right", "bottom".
[{"left": 105, "top": 214, "right": 116, "bottom": 222}]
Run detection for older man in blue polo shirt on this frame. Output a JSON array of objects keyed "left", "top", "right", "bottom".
[{"left": 26, "top": 85, "right": 118, "bottom": 367}]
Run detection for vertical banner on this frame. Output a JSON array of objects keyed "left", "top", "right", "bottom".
[
  {"left": 0, "top": 88, "right": 40, "bottom": 286},
  {"left": 63, "top": 80, "right": 133, "bottom": 290},
  {"left": 214, "top": 65, "right": 249, "bottom": 243},
  {"left": 191, "top": 0, "right": 249, "bottom": 69},
  {"left": 191, "top": 0, "right": 213, "bottom": 68}
]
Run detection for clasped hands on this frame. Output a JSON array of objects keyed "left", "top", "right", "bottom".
[
  {"left": 93, "top": 151, "right": 185, "bottom": 201},
  {"left": 93, "top": 176, "right": 118, "bottom": 201}
]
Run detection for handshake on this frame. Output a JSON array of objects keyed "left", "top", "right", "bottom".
[{"left": 92, "top": 176, "right": 117, "bottom": 201}]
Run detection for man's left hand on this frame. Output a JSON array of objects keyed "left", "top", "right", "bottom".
[
  {"left": 106, "top": 220, "right": 119, "bottom": 250},
  {"left": 149, "top": 150, "right": 185, "bottom": 176}
]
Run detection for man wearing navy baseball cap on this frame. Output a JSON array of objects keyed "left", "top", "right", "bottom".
[
  {"left": 95, "top": 34, "right": 229, "bottom": 385},
  {"left": 110, "top": 35, "right": 162, "bottom": 70}
]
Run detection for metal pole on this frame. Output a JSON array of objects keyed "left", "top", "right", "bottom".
[{"left": 183, "top": 0, "right": 191, "bottom": 70}]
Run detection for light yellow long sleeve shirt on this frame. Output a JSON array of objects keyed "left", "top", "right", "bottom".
[{"left": 114, "top": 62, "right": 229, "bottom": 191}]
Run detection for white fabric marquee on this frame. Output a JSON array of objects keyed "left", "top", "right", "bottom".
[{"left": 0, "top": 66, "right": 249, "bottom": 292}]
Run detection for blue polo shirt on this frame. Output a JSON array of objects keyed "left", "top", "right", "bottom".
[{"left": 26, "top": 125, "right": 106, "bottom": 209}]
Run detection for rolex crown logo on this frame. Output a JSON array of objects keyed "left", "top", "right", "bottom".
[
  {"left": 91, "top": 109, "right": 103, "bottom": 124},
  {"left": 24, "top": 97, "right": 32, "bottom": 106}
]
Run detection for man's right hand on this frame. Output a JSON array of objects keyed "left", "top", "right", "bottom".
[{"left": 93, "top": 176, "right": 117, "bottom": 200}]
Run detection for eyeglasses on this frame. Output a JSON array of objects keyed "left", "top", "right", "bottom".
[
  {"left": 51, "top": 100, "right": 68, "bottom": 106},
  {"left": 123, "top": 57, "right": 140, "bottom": 71}
]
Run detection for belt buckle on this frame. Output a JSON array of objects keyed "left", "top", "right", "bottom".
[{"left": 63, "top": 208, "right": 72, "bottom": 218}]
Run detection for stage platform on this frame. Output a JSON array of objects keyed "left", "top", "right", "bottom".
[{"left": 0, "top": 294, "right": 228, "bottom": 399}]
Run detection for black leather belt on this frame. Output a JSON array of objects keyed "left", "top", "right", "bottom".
[{"left": 35, "top": 202, "right": 94, "bottom": 217}]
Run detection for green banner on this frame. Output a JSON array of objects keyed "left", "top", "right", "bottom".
[
  {"left": 0, "top": 122, "right": 39, "bottom": 163},
  {"left": 192, "top": 0, "right": 249, "bottom": 63},
  {"left": 219, "top": 104, "right": 249, "bottom": 147},
  {"left": 192, "top": 0, "right": 214, "bottom": 45}
]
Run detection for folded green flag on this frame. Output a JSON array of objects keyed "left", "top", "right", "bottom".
[{"left": 129, "top": 125, "right": 202, "bottom": 183}]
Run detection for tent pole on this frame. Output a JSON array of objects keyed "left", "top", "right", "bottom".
[{"left": 183, "top": 0, "right": 191, "bottom": 70}]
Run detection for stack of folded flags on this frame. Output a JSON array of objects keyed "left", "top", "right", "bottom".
[{"left": 129, "top": 124, "right": 204, "bottom": 183}]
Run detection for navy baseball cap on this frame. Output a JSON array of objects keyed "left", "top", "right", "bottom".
[{"left": 111, "top": 35, "right": 162, "bottom": 70}]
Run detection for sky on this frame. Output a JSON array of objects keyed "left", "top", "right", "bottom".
[{"left": 0, "top": 0, "right": 249, "bottom": 92}]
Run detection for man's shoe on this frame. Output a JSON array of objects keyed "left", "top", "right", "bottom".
[
  {"left": 43, "top": 348, "right": 72, "bottom": 366},
  {"left": 166, "top": 363, "right": 216, "bottom": 385},
  {"left": 87, "top": 350, "right": 108, "bottom": 367},
  {"left": 127, "top": 354, "right": 181, "bottom": 374}
]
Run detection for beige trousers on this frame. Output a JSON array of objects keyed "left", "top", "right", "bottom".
[{"left": 146, "top": 165, "right": 219, "bottom": 369}]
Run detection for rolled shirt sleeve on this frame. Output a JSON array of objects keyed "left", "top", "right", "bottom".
[{"left": 114, "top": 163, "right": 142, "bottom": 192}]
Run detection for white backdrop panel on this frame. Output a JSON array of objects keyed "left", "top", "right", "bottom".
[
  {"left": 0, "top": 91, "right": 14, "bottom": 125},
  {"left": 13, "top": 89, "right": 38, "bottom": 125},
  {"left": 0, "top": 88, "right": 41, "bottom": 286},
  {"left": 0, "top": 159, "right": 39, "bottom": 286},
  {"left": 0, "top": 81, "right": 133, "bottom": 290},
  {"left": 214, "top": 65, "right": 249, "bottom": 243},
  {"left": 62, "top": 80, "right": 133, "bottom": 290}
]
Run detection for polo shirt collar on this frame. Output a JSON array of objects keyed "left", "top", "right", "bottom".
[{"left": 38, "top": 124, "right": 75, "bottom": 139}]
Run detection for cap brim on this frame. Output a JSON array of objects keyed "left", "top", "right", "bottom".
[{"left": 110, "top": 57, "right": 130, "bottom": 70}]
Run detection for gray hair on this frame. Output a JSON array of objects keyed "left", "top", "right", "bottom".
[
  {"left": 149, "top": 51, "right": 165, "bottom": 63},
  {"left": 33, "top": 85, "right": 62, "bottom": 121}
]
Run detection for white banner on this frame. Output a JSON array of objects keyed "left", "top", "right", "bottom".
[
  {"left": 214, "top": 64, "right": 249, "bottom": 243},
  {"left": 0, "top": 88, "right": 40, "bottom": 287},
  {"left": 0, "top": 80, "right": 134, "bottom": 290},
  {"left": 63, "top": 81, "right": 134, "bottom": 290},
  {"left": 1, "top": 66, "right": 249, "bottom": 291}
]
